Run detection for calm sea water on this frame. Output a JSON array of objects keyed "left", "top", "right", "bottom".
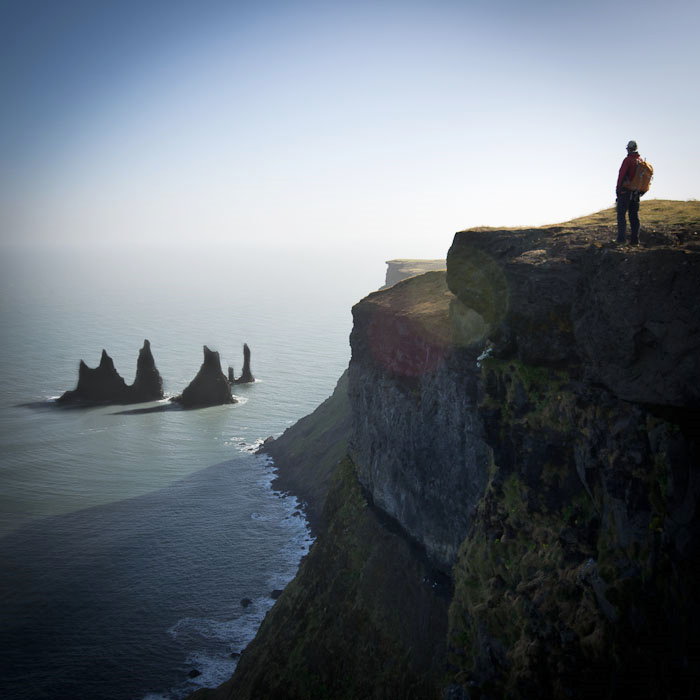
[{"left": 0, "top": 242, "right": 383, "bottom": 699}]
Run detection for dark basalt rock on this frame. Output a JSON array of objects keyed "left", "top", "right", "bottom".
[
  {"left": 130, "top": 339, "right": 164, "bottom": 402},
  {"left": 172, "top": 346, "right": 235, "bottom": 408},
  {"left": 230, "top": 343, "right": 255, "bottom": 384},
  {"left": 57, "top": 340, "right": 164, "bottom": 405},
  {"left": 447, "top": 224, "right": 700, "bottom": 406}
]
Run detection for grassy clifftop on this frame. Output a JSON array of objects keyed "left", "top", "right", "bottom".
[{"left": 468, "top": 199, "right": 700, "bottom": 240}]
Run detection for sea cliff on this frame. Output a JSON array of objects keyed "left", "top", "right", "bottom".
[{"left": 192, "top": 200, "right": 700, "bottom": 699}]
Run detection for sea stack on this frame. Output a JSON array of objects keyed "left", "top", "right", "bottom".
[
  {"left": 57, "top": 349, "right": 130, "bottom": 404},
  {"left": 173, "top": 346, "right": 236, "bottom": 408},
  {"left": 233, "top": 343, "right": 255, "bottom": 384},
  {"left": 130, "top": 340, "right": 164, "bottom": 402},
  {"left": 57, "top": 341, "right": 164, "bottom": 405}
]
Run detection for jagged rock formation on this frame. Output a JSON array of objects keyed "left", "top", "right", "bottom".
[
  {"left": 229, "top": 343, "right": 255, "bottom": 384},
  {"left": 382, "top": 258, "right": 446, "bottom": 289},
  {"left": 57, "top": 340, "right": 163, "bottom": 405},
  {"left": 172, "top": 346, "right": 235, "bottom": 408},
  {"left": 130, "top": 339, "right": 164, "bottom": 401},
  {"left": 192, "top": 201, "right": 700, "bottom": 700}
]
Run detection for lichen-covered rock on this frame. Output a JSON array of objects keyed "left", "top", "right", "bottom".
[{"left": 172, "top": 346, "right": 235, "bottom": 408}]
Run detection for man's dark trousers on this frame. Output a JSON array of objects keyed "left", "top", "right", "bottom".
[{"left": 617, "top": 190, "right": 640, "bottom": 243}]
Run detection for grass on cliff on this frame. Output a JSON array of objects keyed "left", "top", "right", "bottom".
[
  {"left": 466, "top": 199, "right": 700, "bottom": 232},
  {"left": 561, "top": 199, "right": 700, "bottom": 230}
]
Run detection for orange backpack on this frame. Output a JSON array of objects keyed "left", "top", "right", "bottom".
[{"left": 625, "top": 157, "right": 654, "bottom": 194}]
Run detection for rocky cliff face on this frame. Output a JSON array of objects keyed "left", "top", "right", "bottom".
[
  {"left": 192, "top": 201, "right": 700, "bottom": 700},
  {"left": 446, "top": 221, "right": 700, "bottom": 405},
  {"left": 349, "top": 272, "right": 491, "bottom": 571}
]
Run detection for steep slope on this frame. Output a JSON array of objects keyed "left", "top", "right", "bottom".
[
  {"left": 262, "top": 370, "right": 352, "bottom": 532},
  {"left": 192, "top": 200, "right": 700, "bottom": 700}
]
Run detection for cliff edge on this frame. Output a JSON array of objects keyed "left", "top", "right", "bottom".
[{"left": 192, "top": 200, "right": 700, "bottom": 700}]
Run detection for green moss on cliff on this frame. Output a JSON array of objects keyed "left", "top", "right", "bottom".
[
  {"left": 208, "top": 458, "right": 449, "bottom": 700},
  {"left": 466, "top": 199, "right": 700, "bottom": 234},
  {"left": 263, "top": 371, "right": 351, "bottom": 530},
  {"left": 447, "top": 359, "right": 699, "bottom": 699}
]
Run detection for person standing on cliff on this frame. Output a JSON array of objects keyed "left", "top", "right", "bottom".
[{"left": 616, "top": 140, "right": 642, "bottom": 245}]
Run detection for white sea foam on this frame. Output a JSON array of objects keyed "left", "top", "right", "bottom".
[
  {"left": 183, "top": 649, "right": 238, "bottom": 690},
  {"left": 156, "top": 454, "right": 314, "bottom": 700},
  {"left": 163, "top": 598, "right": 276, "bottom": 698},
  {"left": 224, "top": 435, "right": 267, "bottom": 453}
]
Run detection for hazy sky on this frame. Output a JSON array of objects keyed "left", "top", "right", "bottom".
[{"left": 2, "top": 0, "right": 698, "bottom": 260}]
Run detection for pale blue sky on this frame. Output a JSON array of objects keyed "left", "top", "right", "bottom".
[{"left": 2, "top": 0, "right": 698, "bottom": 260}]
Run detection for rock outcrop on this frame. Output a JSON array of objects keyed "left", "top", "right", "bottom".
[
  {"left": 57, "top": 340, "right": 163, "bottom": 405},
  {"left": 129, "top": 339, "right": 164, "bottom": 401},
  {"left": 192, "top": 201, "right": 700, "bottom": 700},
  {"left": 229, "top": 343, "right": 255, "bottom": 384},
  {"left": 446, "top": 219, "right": 700, "bottom": 406},
  {"left": 382, "top": 258, "right": 446, "bottom": 289},
  {"left": 172, "top": 346, "right": 235, "bottom": 408}
]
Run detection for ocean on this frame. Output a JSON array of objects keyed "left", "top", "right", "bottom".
[{"left": 0, "top": 242, "right": 382, "bottom": 699}]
